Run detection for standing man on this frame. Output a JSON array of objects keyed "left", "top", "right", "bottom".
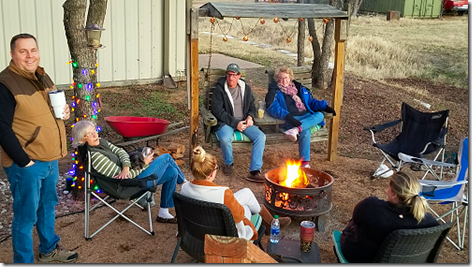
[
  {"left": 0, "top": 33, "right": 78, "bottom": 263},
  {"left": 211, "top": 63, "right": 266, "bottom": 183}
]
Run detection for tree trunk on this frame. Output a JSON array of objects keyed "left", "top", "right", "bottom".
[
  {"left": 63, "top": 0, "right": 108, "bottom": 199},
  {"left": 350, "top": 0, "right": 364, "bottom": 18},
  {"left": 307, "top": 18, "right": 321, "bottom": 88},
  {"left": 297, "top": 0, "right": 305, "bottom": 66}
]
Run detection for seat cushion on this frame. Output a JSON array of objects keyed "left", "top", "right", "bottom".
[{"left": 215, "top": 131, "right": 251, "bottom": 142}]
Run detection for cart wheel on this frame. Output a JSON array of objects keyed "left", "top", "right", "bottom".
[{"left": 315, "top": 215, "right": 326, "bottom": 232}]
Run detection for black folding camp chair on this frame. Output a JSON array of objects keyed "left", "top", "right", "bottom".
[
  {"left": 364, "top": 102, "right": 449, "bottom": 180},
  {"left": 333, "top": 222, "right": 452, "bottom": 263},
  {"left": 170, "top": 192, "right": 265, "bottom": 263},
  {"left": 78, "top": 142, "right": 158, "bottom": 240}
]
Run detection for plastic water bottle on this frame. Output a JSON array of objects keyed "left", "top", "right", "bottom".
[{"left": 270, "top": 215, "right": 280, "bottom": 243}]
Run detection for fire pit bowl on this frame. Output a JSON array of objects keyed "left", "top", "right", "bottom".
[{"left": 264, "top": 167, "right": 334, "bottom": 231}]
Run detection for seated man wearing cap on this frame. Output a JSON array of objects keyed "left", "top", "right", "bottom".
[{"left": 210, "top": 63, "right": 266, "bottom": 183}]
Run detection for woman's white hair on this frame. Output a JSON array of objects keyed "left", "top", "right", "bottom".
[{"left": 71, "top": 120, "right": 96, "bottom": 148}]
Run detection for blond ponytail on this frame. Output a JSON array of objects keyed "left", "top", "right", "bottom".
[{"left": 389, "top": 172, "right": 431, "bottom": 222}]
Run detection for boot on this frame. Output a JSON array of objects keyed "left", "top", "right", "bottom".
[{"left": 260, "top": 204, "right": 292, "bottom": 235}]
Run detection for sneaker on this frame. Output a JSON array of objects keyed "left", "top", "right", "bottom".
[
  {"left": 223, "top": 164, "right": 234, "bottom": 176},
  {"left": 245, "top": 172, "right": 265, "bottom": 183},
  {"left": 284, "top": 127, "right": 299, "bottom": 142},
  {"left": 301, "top": 163, "right": 311, "bottom": 169},
  {"left": 38, "top": 245, "right": 78, "bottom": 263}
]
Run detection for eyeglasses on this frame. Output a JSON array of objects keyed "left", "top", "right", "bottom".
[
  {"left": 215, "top": 165, "right": 220, "bottom": 172},
  {"left": 84, "top": 131, "right": 98, "bottom": 138},
  {"left": 226, "top": 73, "right": 240, "bottom": 77}
]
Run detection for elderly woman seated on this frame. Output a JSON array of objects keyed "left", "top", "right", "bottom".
[
  {"left": 71, "top": 120, "right": 186, "bottom": 224},
  {"left": 265, "top": 66, "right": 336, "bottom": 168}
]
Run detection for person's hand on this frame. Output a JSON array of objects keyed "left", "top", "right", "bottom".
[
  {"left": 62, "top": 104, "right": 71, "bottom": 120},
  {"left": 143, "top": 153, "right": 154, "bottom": 165},
  {"left": 114, "top": 166, "right": 131, "bottom": 179},
  {"left": 237, "top": 121, "right": 247, "bottom": 132},
  {"left": 285, "top": 114, "right": 301, "bottom": 127},
  {"left": 245, "top": 116, "right": 254, "bottom": 127},
  {"left": 325, "top": 105, "right": 336, "bottom": 116},
  {"left": 25, "top": 160, "right": 35, "bottom": 167}
]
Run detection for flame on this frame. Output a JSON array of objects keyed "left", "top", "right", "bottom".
[{"left": 279, "top": 160, "right": 309, "bottom": 188}]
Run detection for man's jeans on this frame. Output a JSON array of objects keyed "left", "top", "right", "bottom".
[
  {"left": 4, "top": 160, "right": 60, "bottom": 263},
  {"left": 216, "top": 124, "right": 266, "bottom": 172},
  {"left": 294, "top": 112, "right": 324, "bottom": 162},
  {"left": 137, "top": 153, "right": 184, "bottom": 208}
]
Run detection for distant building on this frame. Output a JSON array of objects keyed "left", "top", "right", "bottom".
[{"left": 0, "top": 0, "right": 187, "bottom": 88}]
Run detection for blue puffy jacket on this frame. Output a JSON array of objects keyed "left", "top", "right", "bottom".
[{"left": 265, "top": 80, "right": 327, "bottom": 126}]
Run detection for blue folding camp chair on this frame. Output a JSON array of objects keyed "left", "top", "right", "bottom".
[{"left": 419, "top": 137, "right": 468, "bottom": 250}]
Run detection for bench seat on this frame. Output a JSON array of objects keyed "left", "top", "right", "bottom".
[{"left": 200, "top": 67, "right": 332, "bottom": 148}]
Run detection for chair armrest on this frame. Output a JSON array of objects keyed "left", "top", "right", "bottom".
[
  {"left": 398, "top": 153, "right": 456, "bottom": 168},
  {"left": 364, "top": 119, "right": 402, "bottom": 133},
  {"left": 419, "top": 179, "right": 468, "bottom": 188},
  {"left": 420, "top": 179, "right": 467, "bottom": 197},
  {"left": 322, "top": 111, "right": 333, "bottom": 120},
  {"left": 200, "top": 104, "right": 217, "bottom": 127}
]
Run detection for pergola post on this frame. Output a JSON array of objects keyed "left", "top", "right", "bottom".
[
  {"left": 189, "top": 7, "right": 200, "bottom": 162},
  {"left": 328, "top": 18, "right": 347, "bottom": 161}
]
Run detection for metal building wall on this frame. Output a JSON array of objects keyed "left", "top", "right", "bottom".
[
  {"left": 0, "top": 0, "right": 187, "bottom": 87},
  {"left": 360, "top": 0, "right": 441, "bottom": 18}
]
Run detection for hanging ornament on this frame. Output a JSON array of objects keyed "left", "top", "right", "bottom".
[
  {"left": 286, "top": 37, "right": 291, "bottom": 43},
  {"left": 308, "top": 36, "right": 313, "bottom": 42},
  {"left": 239, "top": 18, "right": 259, "bottom": 42},
  {"left": 299, "top": 18, "right": 304, "bottom": 22},
  {"left": 235, "top": 17, "right": 240, "bottom": 20},
  {"left": 273, "top": 17, "right": 279, "bottom": 23},
  {"left": 216, "top": 18, "right": 235, "bottom": 42},
  {"left": 210, "top": 17, "right": 215, "bottom": 24},
  {"left": 323, "top": 18, "right": 329, "bottom": 24},
  {"left": 260, "top": 18, "right": 265, "bottom": 24}
]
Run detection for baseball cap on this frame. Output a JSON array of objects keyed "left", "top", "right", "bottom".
[{"left": 226, "top": 63, "right": 240, "bottom": 74}]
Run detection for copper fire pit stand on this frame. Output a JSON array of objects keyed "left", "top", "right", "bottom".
[{"left": 264, "top": 167, "right": 334, "bottom": 231}]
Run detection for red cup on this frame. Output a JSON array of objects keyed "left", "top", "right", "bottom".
[{"left": 300, "top": 221, "right": 316, "bottom": 252}]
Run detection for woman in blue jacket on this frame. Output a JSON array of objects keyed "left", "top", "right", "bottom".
[{"left": 265, "top": 66, "right": 336, "bottom": 168}]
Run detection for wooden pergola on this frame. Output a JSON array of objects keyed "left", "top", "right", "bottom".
[{"left": 188, "top": 2, "right": 349, "bottom": 162}]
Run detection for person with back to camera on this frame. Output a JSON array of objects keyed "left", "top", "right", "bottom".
[
  {"left": 340, "top": 171, "right": 439, "bottom": 263},
  {"left": 265, "top": 66, "right": 336, "bottom": 168},
  {"left": 211, "top": 63, "right": 266, "bottom": 183},
  {"left": 0, "top": 33, "right": 77, "bottom": 263},
  {"left": 71, "top": 120, "right": 187, "bottom": 224},
  {"left": 183, "top": 146, "right": 292, "bottom": 238}
]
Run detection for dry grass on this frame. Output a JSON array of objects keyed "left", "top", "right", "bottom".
[{"left": 197, "top": 4, "right": 468, "bottom": 89}]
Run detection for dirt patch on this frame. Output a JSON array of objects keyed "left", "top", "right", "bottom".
[{"left": 0, "top": 71, "right": 468, "bottom": 263}]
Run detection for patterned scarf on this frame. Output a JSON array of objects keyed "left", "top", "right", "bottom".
[{"left": 277, "top": 81, "right": 306, "bottom": 112}]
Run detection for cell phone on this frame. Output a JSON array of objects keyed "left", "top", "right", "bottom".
[{"left": 141, "top": 147, "right": 153, "bottom": 158}]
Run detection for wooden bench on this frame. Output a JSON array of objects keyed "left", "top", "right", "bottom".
[{"left": 200, "top": 67, "right": 331, "bottom": 148}]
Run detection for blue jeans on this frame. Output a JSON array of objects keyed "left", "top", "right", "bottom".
[
  {"left": 293, "top": 112, "right": 324, "bottom": 162},
  {"left": 4, "top": 160, "right": 60, "bottom": 263},
  {"left": 215, "top": 124, "right": 266, "bottom": 172},
  {"left": 137, "top": 153, "right": 184, "bottom": 208}
]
